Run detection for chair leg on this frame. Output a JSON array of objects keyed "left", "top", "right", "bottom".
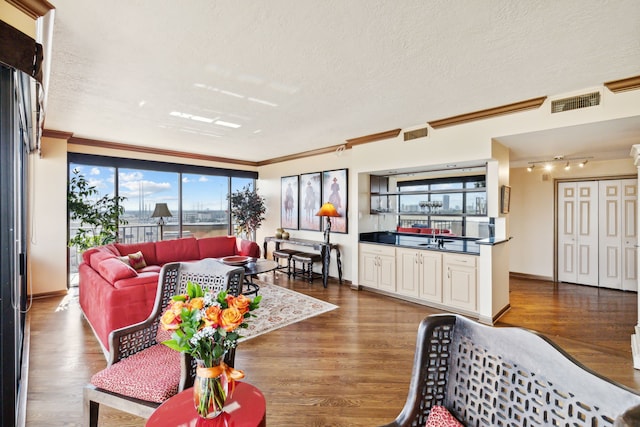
[
  {"left": 306, "top": 262, "right": 313, "bottom": 283},
  {"left": 84, "top": 392, "right": 99, "bottom": 427}
]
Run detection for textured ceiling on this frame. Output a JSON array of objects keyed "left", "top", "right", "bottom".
[{"left": 45, "top": 0, "right": 640, "bottom": 163}]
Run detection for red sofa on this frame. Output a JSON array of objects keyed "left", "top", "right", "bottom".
[{"left": 78, "top": 236, "right": 260, "bottom": 352}]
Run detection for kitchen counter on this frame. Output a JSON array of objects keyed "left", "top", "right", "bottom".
[{"left": 359, "top": 231, "right": 482, "bottom": 255}]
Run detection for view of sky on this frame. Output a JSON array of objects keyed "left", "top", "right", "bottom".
[{"left": 70, "top": 163, "right": 253, "bottom": 214}]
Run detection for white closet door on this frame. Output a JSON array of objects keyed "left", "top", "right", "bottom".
[
  {"left": 599, "top": 179, "right": 637, "bottom": 290},
  {"left": 558, "top": 181, "right": 599, "bottom": 286}
]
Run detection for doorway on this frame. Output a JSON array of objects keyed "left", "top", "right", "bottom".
[{"left": 557, "top": 178, "right": 637, "bottom": 290}]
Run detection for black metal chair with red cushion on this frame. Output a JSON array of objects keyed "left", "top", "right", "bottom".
[{"left": 83, "top": 258, "right": 244, "bottom": 427}]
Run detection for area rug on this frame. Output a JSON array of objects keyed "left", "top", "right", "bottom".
[
  {"left": 240, "top": 282, "right": 338, "bottom": 341},
  {"left": 56, "top": 283, "right": 338, "bottom": 340}
]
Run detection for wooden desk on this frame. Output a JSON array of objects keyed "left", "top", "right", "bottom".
[
  {"left": 145, "top": 382, "right": 266, "bottom": 427},
  {"left": 263, "top": 237, "right": 342, "bottom": 288}
]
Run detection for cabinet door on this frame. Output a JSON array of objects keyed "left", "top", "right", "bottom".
[
  {"left": 396, "top": 248, "right": 419, "bottom": 297},
  {"left": 443, "top": 254, "right": 477, "bottom": 311},
  {"left": 378, "top": 255, "right": 396, "bottom": 292},
  {"left": 359, "top": 252, "right": 380, "bottom": 287},
  {"left": 420, "top": 251, "right": 442, "bottom": 303}
]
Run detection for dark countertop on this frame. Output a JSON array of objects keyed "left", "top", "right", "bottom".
[{"left": 359, "top": 231, "right": 481, "bottom": 255}]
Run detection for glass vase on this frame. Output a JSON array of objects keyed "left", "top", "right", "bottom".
[{"left": 193, "top": 359, "right": 230, "bottom": 419}]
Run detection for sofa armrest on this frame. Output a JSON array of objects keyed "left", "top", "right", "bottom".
[{"left": 236, "top": 238, "right": 261, "bottom": 258}]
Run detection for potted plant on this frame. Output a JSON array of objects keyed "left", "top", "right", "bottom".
[
  {"left": 67, "top": 169, "right": 127, "bottom": 252},
  {"left": 228, "top": 185, "right": 266, "bottom": 240}
]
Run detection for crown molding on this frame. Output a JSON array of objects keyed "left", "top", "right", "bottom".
[
  {"left": 345, "top": 128, "right": 401, "bottom": 147},
  {"left": 5, "top": 0, "right": 55, "bottom": 19},
  {"left": 428, "top": 96, "right": 547, "bottom": 129},
  {"left": 42, "top": 129, "right": 73, "bottom": 140},
  {"left": 604, "top": 75, "right": 640, "bottom": 93},
  {"left": 257, "top": 144, "right": 348, "bottom": 166},
  {"left": 65, "top": 134, "right": 258, "bottom": 167}
]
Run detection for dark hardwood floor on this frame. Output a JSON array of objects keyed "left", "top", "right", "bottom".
[{"left": 25, "top": 275, "right": 640, "bottom": 426}]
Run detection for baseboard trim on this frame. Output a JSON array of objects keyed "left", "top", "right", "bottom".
[{"left": 509, "top": 272, "right": 554, "bottom": 282}]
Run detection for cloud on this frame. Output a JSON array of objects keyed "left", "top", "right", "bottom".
[
  {"left": 183, "top": 177, "right": 191, "bottom": 183},
  {"left": 90, "top": 167, "right": 101, "bottom": 175},
  {"left": 119, "top": 171, "right": 144, "bottom": 182},
  {"left": 198, "top": 176, "right": 209, "bottom": 182}
]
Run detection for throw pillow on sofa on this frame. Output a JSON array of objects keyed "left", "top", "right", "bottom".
[
  {"left": 127, "top": 251, "right": 147, "bottom": 270},
  {"left": 97, "top": 257, "right": 138, "bottom": 283}
]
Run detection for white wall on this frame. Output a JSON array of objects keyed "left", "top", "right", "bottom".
[{"left": 28, "top": 137, "right": 68, "bottom": 295}]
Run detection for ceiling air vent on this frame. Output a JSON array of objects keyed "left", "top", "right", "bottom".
[
  {"left": 551, "top": 92, "right": 600, "bottom": 113},
  {"left": 404, "top": 127, "right": 428, "bottom": 141}
]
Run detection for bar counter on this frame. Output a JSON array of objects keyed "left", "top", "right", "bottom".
[{"left": 359, "top": 231, "right": 481, "bottom": 255}]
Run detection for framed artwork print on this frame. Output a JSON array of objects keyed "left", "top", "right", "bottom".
[
  {"left": 281, "top": 175, "right": 299, "bottom": 229},
  {"left": 322, "top": 168, "right": 348, "bottom": 233},
  {"left": 501, "top": 185, "right": 511, "bottom": 214},
  {"left": 299, "top": 172, "right": 322, "bottom": 231}
]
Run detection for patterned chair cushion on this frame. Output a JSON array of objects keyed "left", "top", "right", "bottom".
[
  {"left": 425, "top": 406, "right": 464, "bottom": 427},
  {"left": 90, "top": 344, "right": 180, "bottom": 403}
]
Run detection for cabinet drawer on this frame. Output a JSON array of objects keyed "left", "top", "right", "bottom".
[
  {"left": 443, "top": 253, "right": 477, "bottom": 267},
  {"left": 359, "top": 243, "right": 396, "bottom": 257}
]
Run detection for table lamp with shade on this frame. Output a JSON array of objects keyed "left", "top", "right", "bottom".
[
  {"left": 316, "top": 202, "right": 340, "bottom": 245},
  {"left": 151, "top": 203, "right": 172, "bottom": 240}
]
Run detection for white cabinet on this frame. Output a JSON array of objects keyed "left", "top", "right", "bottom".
[
  {"left": 359, "top": 244, "right": 478, "bottom": 315},
  {"left": 443, "top": 253, "right": 477, "bottom": 312},
  {"left": 359, "top": 244, "right": 396, "bottom": 292},
  {"left": 396, "top": 248, "right": 442, "bottom": 302}
]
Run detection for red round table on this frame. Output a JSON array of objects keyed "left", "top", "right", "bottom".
[{"left": 146, "top": 382, "right": 266, "bottom": 427}]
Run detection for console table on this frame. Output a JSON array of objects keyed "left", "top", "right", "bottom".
[
  {"left": 263, "top": 236, "right": 343, "bottom": 288},
  {"left": 145, "top": 382, "right": 266, "bottom": 427}
]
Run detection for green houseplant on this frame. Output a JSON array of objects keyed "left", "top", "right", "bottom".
[
  {"left": 68, "top": 169, "right": 127, "bottom": 252},
  {"left": 228, "top": 185, "right": 266, "bottom": 240}
]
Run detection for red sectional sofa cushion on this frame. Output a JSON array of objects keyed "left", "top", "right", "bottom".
[
  {"left": 89, "top": 250, "right": 117, "bottom": 270},
  {"left": 155, "top": 237, "right": 200, "bottom": 265},
  {"left": 198, "top": 236, "right": 238, "bottom": 259},
  {"left": 113, "top": 271, "right": 161, "bottom": 289},
  {"left": 115, "top": 241, "right": 158, "bottom": 265},
  {"left": 82, "top": 244, "right": 119, "bottom": 264},
  {"left": 97, "top": 257, "right": 138, "bottom": 283}
]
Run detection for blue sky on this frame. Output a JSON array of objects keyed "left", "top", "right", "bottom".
[{"left": 70, "top": 163, "right": 252, "bottom": 213}]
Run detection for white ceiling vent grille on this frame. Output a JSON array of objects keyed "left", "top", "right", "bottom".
[{"left": 551, "top": 92, "right": 600, "bottom": 113}]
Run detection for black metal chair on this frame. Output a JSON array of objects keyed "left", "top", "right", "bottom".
[{"left": 83, "top": 258, "right": 244, "bottom": 426}]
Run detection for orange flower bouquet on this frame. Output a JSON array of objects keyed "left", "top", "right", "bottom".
[{"left": 160, "top": 281, "right": 261, "bottom": 418}]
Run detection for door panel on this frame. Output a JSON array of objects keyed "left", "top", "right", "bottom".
[
  {"left": 558, "top": 181, "right": 598, "bottom": 285},
  {"left": 598, "top": 179, "right": 637, "bottom": 290}
]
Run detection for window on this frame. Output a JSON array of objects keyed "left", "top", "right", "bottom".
[
  {"left": 370, "top": 171, "right": 489, "bottom": 238},
  {"left": 380, "top": 173, "right": 489, "bottom": 238},
  {"left": 182, "top": 174, "right": 229, "bottom": 238},
  {"left": 67, "top": 153, "right": 257, "bottom": 278}
]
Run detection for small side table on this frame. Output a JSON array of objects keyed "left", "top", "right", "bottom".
[{"left": 146, "top": 382, "right": 266, "bottom": 427}]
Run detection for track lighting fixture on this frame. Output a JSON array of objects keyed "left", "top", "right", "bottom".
[{"left": 526, "top": 156, "right": 593, "bottom": 172}]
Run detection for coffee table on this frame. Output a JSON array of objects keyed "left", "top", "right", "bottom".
[{"left": 241, "top": 259, "right": 278, "bottom": 296}]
